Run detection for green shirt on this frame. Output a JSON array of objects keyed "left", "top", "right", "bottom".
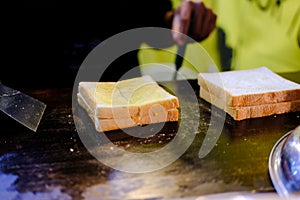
[
  {"left": 138, "top": 0, "right": 300, "bottom": 75},
  {"left": 215, "top": 0, "right": 300, "bottom": 72}
]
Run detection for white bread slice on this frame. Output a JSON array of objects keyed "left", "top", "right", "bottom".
[
  {"left": 198, "top": 67, "right": 300, "bottom": 107},
  {"left": 78, "top": 76, "right": 179, "bottom": 119},
  {"left": 77, "top": 93, "right": 178, "bottom": 132},
  {"left": 200, "top": 88, "right": 300, "bottom": 121}
]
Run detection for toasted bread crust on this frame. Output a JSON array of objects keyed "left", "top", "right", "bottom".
[
  {"left": 78, "top": 93, "right": 178, "bottom": 132},
  {"left": 200, "top": 88, "right": 300, "bottom": 121},
  {"left": 95, "top": 109, "right": 178, "bottom": 132}
]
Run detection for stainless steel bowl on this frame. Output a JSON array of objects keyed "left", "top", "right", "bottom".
[{"left": 269, "top": 125, "right": 300, "bottom": 199}]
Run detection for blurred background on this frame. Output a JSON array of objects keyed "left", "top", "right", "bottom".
[{"left": 2, "top": 0, "right": 299, "bottom": 88}]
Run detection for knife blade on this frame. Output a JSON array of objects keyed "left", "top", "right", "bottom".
[
  {"left": 0, "top": 82, "right": 46, "bottom": 132},
  {"left": 173, "top": 43, "right": 187, "bottom": 80}
]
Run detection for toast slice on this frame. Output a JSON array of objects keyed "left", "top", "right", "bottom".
[
  {"left": 200, "top": 88, "right": 300, "bottom": 121},
  {"left": 77, "top": 93, "right": 178, "bottom": 132},
  {"left": 198, "top": 67, "right": 300, "bottom": 107},
  {"left": 78, "top": 76, "right": 179, "bottom": 119}
]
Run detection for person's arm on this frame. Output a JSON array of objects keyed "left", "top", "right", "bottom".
[{"left": 142, "top": 0, "right": 217, "bottom": 48}]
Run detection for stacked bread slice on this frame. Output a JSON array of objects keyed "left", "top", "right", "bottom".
[
  {"left": 77, "top": 76, "right": 179, "bottom": 132},
  {"left": 198, "top": 67, "right": 300, "bottom": 120}
]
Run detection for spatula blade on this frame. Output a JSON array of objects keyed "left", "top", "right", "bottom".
[{"left": 0, "top": 84, "right": 46, "bottom": 132}]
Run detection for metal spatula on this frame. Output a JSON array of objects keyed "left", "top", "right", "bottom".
[{"left": 0, "top": 82, "right": 46, "bottom": 132}]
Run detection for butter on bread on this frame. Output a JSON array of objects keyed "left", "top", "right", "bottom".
[
  {"left": 198, "top": 67, "right": 300, "bottom": 120},
  {"left": 198, "top": 67, "right": 300, "bottom": 107},
  {"left": 77, "top": 76, "right": 179, "bottom": 132}
]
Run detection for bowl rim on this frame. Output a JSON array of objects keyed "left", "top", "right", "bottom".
[{"left": 268, "top": 130, "right": 292, "bottom": 198}]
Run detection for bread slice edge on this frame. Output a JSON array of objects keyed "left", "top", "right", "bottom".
[{"left": 200, "top": 88, "right": 300, "bottom": 121}]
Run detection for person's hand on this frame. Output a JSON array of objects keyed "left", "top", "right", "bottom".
[{"left": 172, "top": 0, "right": 217, "bottom": 45}]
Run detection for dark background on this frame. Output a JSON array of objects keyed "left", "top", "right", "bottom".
[{"left": 2, "top": 0, "right": 173, "bottom": 89}]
